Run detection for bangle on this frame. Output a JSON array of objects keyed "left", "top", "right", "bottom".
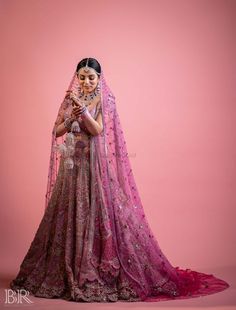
[
  {"left": 64, "top": 117, "right": 73, "bottom": 130},
  {"left": 80, "top": 107, "right": 90, "bottom": 120},
  {"left": 80, "top": 106, "right": 87, "bottom": 114}
]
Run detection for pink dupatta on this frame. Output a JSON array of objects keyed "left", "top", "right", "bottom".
[{"left": 44, "top": 70, "right": 229, "bottom": 301}]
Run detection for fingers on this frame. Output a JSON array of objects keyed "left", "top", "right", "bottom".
[
  {"left": 66, "top": 91, "right": 78, "bottom": 102},
  {"left": 65, "top": 91, "right": 71, "bottom": 99},
  {"left": 71, "top": 96, "right": 82, "bottom": 107},
  {"left": 72, "top": 106, "right": 84, "bottom": 117}
]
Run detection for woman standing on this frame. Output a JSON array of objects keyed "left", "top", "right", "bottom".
[{"left": 10, "top": 58, "right": 230, "bottom": 302}]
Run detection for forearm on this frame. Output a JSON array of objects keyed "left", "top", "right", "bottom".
[
  {"left": 55, "top": 122, "right": 68, "bottom": 138},
  {"left": 81, "top": 110, "right": 103, "bottom": 136},
  {"left": 55, "top": 110, "right": 102, "bottom": 137}
]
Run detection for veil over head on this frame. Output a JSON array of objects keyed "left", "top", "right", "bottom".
[{"left": 44, "top": 67, "right": 229, "bottom": 301}]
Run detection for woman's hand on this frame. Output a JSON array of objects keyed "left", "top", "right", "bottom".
[
  {"left": 72, "top": 105, "right": 86, "bottom": 118},
  {"left": 69, "top": 93, "right": 85, "bottom": 118},
  {"left": 65, "top": 90, "right": 82, "bottom": 107},
  {"left": 70, "top": 94, "right": 82, "bottom": 107},
  {"left": 65, "top": 90, "right": 85, "bottom": 119}
]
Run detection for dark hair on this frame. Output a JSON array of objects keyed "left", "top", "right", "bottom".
[{"left": 76, "top": 58, "right": 101, "bottom": 75}]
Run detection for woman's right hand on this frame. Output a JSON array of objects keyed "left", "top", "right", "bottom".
[{"left": 70, "top": 109, "right": 77, "bottom": 121}]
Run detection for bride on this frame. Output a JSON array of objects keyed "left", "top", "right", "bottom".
[{"left": 10, "top": 57, "right": 229, "bottom": 302}]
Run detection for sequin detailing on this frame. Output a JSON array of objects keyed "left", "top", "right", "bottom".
[{"left": 10, "top": 74, "right": 230, "bottom": 303}]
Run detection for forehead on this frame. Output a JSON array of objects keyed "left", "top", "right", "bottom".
[{"left": 78, "top": 68, "right": 98, "bottom": 76}]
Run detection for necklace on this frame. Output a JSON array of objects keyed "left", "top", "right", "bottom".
[{"left": 78, "top": 88, "right": 99, "bottom": 105}]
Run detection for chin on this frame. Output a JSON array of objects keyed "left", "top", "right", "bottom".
[{"left": 85, "top": 88, "right": 95, "bottom": 93}]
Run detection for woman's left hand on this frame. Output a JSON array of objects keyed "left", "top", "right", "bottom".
[{"left": 68, "top": 92, "right": 83, "bottom": 107}]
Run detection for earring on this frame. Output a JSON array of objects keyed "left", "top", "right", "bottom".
[
  {"left": 96, "top": 84, "right": 100, "bottom": 94},
  {"left": 78, "top": 85, "right": 84, "bottom": 97}
]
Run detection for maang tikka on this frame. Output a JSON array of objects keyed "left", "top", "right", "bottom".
[
  {"left": 77, "top": 57, "right": 101, "bottom": 101},
  {"left": 84, "top": 57, "right": 90, "bottom": 73}
]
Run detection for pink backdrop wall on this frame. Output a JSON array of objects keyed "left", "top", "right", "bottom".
[{"left": 0, "top": 0, "right": 235, "bottom": 275}]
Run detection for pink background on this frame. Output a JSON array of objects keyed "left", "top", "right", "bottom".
[{"left": 0, "top": 0, "right": 235, "bottom": 303}]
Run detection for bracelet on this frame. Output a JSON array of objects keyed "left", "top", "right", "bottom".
[
  {"left": 80, "top": 107, "right": 90, "bottom": 120},
  {"left": 64, "top": 117, "right": 74, "bottom": 130},
  {"left": 80, "top": 106, "right": 87, "bottom": 114}
]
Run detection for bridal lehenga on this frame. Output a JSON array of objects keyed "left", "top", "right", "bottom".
[{"left": 10, "top": 70, "right": 230, "bottom": 302}]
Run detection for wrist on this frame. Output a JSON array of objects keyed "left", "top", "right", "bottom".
[
  {"left": 64, "top": 117, "right": 74, "bottom": 130},
  {"left": 80, "top": 107, "right": 90, "bottom": 120}
]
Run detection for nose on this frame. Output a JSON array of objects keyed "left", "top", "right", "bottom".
[{"left": 84, "top": 77, "right": 90, "bottom": 85}]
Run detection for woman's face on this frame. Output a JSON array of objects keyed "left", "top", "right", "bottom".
[{"left": 77, "top": 68, "right": 100, "bottom": 94}]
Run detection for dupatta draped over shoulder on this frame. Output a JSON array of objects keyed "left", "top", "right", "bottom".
[{"left": 41, "top": 70, "right": 229, "bottom": 302}]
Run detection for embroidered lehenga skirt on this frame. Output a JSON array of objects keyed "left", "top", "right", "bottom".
[
  {"left": 10, "top": 129, "right": 143, "bottom": 302},
  {"left": 10, "top": 112, "right": 229, "bottom": 302}
]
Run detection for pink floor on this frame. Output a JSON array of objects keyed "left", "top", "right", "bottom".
[{"left": 1, "top": 265, "right": 235, "bottom": 310}]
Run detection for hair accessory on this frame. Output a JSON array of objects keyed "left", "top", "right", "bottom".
[
  {"left": 77, "top": 58, "right": 101, "bottom": 76},
  {"left": 54, "top": 132, "right": 75, "bottom": 170},
  {"left": 84, "top": 58, "right": 90, "bottom": 73},
  {"left": 71, "top": 120, "right": 81, "bottom": 133}
]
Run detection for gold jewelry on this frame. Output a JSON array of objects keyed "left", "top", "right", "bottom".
[{"left": 77, "top": 58, "right": 101, "bottom": 76}]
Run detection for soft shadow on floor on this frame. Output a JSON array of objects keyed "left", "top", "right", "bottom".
[{"left": 0, "top": 265, "right": 235, "bottom": 310}]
